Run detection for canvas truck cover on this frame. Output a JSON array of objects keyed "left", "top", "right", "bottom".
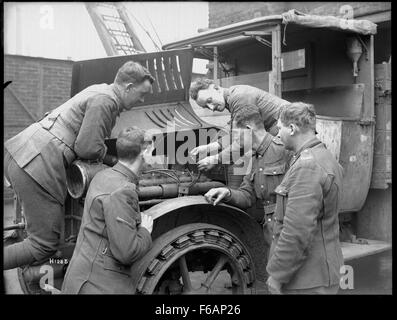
[
  {"left": 281, "top": 9, "right": 377, "bottom": 35},
  {"left": 163, "top": 10, "right": 377, "bottom": 51}
]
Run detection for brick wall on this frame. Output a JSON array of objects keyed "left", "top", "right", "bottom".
[
  {"left": 209, "top": 2, "right": 391, "bottom": 28},
  {"left": 4, "top": 55, "right": 73, "bottom": 202}
]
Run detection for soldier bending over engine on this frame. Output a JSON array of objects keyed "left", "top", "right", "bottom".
[
  {"left": 204, "top": 105, "right": 292, "bottom": 246},
  {"left": 4, "top": 61, "right": 154, "bottom": 269},
  {"left": 62, "top": 127, "right": 154, "bottom": 294},
  {"left": 189, "top": 78, "right": 290, "bottom": 171}
]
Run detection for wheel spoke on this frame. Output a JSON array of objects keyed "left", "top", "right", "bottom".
[
  {"left": 201, "top": 255, "right": 228, "bottom": 292},
  {"left": 179, "top": 256, "right": 193, "bottom": 292},
  {"left": 231, "top": 271, "right": 240, "bottom": 294}
]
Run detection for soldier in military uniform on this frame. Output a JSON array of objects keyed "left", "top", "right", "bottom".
[
  {"left": 266, "top": 102, "right": 344, "bottom": 294},
  {"left": 62, "top": 127, "right": 153, "bottom": 294},
  {"left": 188, "top": 78, "right": 290, "bottom": 171},
  {"left": 204, "top": 105, "right": 292, "bottom": 245},
  {"left": 3, "top": 61, "right": 154, "bottom": 270}
]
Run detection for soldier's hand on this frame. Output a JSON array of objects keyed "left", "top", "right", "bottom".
[
  {"left": 204, "top": 187, "right": 231, "bottom": 206},
  {"left": 140, "top": 213, "right": 153, "bottom": 234},
  {"left": 190, "top": 145, "right": 208, "bottom": 157},
  {"left": 266, "top": 276, "right": 282, "bottom": 294},
  {"left": 197, "top": 155, "right": 218, "bottom": 171}
]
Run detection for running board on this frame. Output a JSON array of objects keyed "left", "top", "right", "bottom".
[{"left": 341, "top": 239, "right": 392, "bottom": 262}]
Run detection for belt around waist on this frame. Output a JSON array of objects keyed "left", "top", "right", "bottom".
[{"left": 39, "top": 118, "right": 76, "bottom": 150}]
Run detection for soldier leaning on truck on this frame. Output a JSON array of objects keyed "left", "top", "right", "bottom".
[
  {"left": 62, "top": 127, "right": 154, "bottom": 294},
  {"left": 189, "top": 78, "right": 290, "bottom": 171},
  {"left": 3, "top": 61, "right": 154, "bottom": 270},
  {"left": 204, "top": 104, "right": 293, "bottom": 246},
  {"left": 266, "top": 102, "right": 344, "bottom": 295}
]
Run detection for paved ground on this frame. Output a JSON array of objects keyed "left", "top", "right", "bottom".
[{"left": 3, "top": 203, "right": 392, "bottom": 294}]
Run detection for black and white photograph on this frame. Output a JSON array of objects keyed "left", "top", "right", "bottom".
[{"left": 2, "top": 1, "right": 391, "bottom": 297}]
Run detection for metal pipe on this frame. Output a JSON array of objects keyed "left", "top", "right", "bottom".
[
  {"left": 4, "top": 223, "right": 25, "bottom": 231},
  {"left": 66, "top": 161, "right": 222, "bottom": 200},
  {"left": 139, "top": 175, "right": 208, "bottom": 186},
  {"left": 137, "top": 181, "right": 225, "bottom": 200},
  {"left": 66, "top": 161, "right": 109, "bottom": 199}
]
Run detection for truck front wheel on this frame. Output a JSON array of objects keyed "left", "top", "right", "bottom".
[{"left": 132, "top": 223, "right": 259, "bottom": 294}]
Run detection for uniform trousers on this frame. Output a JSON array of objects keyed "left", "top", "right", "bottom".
[{"left": 4, "top": 153, "right": 64, "bottom": 270}]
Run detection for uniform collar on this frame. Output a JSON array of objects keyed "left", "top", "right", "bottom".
[
  {"left": 295, "top": 137, "right": 322, "bottom": 156},
  {"left": 290, "top": 137, "right": 322, "bottom": 166},
  {"left": 112, "top": 162, "right": 139, "bottom": 185},
  {"left": 110, "top": 84, "right": 125, "bottom": 116}
]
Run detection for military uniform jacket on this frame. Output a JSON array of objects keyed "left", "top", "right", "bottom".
[
  {"left": 226, "top": 85, "right": 290, "bottom": 130},
  {"left": 225, "top": 133, "right": 292, "bottom": 220},
  {"left": 266, "top": 137, "right": 344, "bottom": 290},
  {"left": 217, "top": 85, "right": 290, "bottom": 148},
  {"left": 62, "top": 162, "right": 152, "bottom": 294},
  {"left": 4, "top": 84, "right": 124, "bottom": 204}
]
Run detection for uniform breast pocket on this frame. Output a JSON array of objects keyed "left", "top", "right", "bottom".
[{"left": 262, "top": 163, "right": 286, "bottom": 200}]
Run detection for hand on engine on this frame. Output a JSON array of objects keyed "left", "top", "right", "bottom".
[
  {"left": 204, "top": 187, "right": 231, "bottom": 206},
  {"left": 140, "top": 213, "right": 153, "bottom": 234},
  {"left": 266, "top": 276, "right": 282, "bottom": 294},
  {"left": 197, "top": 155, "right": 218, "bottom": 171},
  {"left": 190, "top": 145, "right": 209, "bottom": 157}
]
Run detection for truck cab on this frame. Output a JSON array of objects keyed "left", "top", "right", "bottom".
[{"left": 162, "top": 10, "right": 391, "bottom": 261}]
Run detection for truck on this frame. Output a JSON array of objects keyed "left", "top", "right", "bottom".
[{"left": 7, "top": 10, "right": 391, "bottom": 294}]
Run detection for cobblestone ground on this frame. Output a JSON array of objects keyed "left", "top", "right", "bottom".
[{"left": 3, "top": 203, "right": 392, "bottom": 295}]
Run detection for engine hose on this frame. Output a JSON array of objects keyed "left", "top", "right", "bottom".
[
  {"left": 4, "top": 223, "right": 25, "bottom": 231},
  {"left": 137, "top": 181, "right": 224, "bottom": 200}
]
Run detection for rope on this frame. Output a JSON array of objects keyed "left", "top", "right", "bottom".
[
  {"left": 281, "top": 9, "right": 296, "bottom": 46},
  {"left": 138, "top": 2, "right": 163, "bottom": 47}
]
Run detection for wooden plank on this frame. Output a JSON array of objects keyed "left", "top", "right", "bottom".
[
  {"left": 147, "top": 58, "right": 160, "bottom": 93},
  {"left": 163, "top": 56, "right": 176, "bottom": 90},
  {"left": 357, "top": 35, "right": 375, "bottom": 123},
  {"left": 214, "top": 46, "right": 219, "bottom": 85},
  {"left": 143, "top": 59, "right": 154, "bottom": 94},
  {"left": 220, "top": 71, "right": 270, "bottom": 90},
  {"left": 271, "top": 24, "right": 282, "bottom": 97},
  {"left": 341, "top": 239, "right": 391, "bottom": 262},
  {"left": 170, "top": 55, "right": 183, "bottom": 90},
  {"left": 177, "top": 52, "right": 193, "bottom": 90},
  {"left": 155, "top": 56, "right": 168, "bottom": 92}
]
